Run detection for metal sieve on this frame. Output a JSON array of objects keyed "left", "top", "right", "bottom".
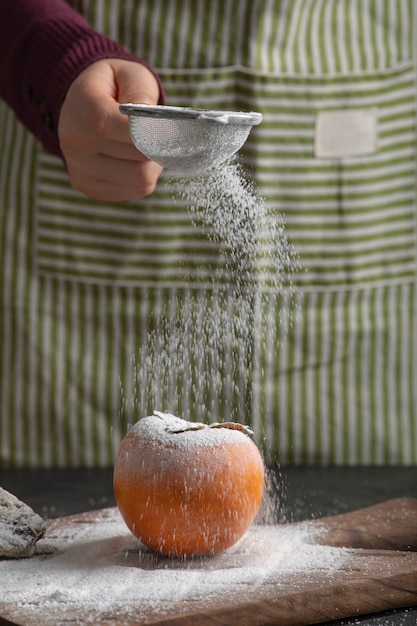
[{"left": 119, "top": 104, "right": 262, "bottom": 176}]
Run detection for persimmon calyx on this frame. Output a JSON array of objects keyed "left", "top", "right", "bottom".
[
  {"left": 152, "top": 411, "right": 254, "bottom": 436},
  {"left": 209, "top": 422, "right": 254, "bottom": 436}
]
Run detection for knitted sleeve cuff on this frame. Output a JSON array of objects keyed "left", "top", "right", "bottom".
[{"left": 1, "top": 1, "right": 165, "bottom": 158}]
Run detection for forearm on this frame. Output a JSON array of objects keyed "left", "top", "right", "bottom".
[{"left": 0, "top": 0, "right": 164, "bottom": 158}]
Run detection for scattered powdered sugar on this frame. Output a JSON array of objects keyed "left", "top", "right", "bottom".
[{"left": 0, "top": 507, "right": 352, "bottom": 626}]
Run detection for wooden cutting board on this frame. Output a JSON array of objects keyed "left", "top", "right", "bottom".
[{"left": 1, "top": 498, "right": 416, "bottom": 626}]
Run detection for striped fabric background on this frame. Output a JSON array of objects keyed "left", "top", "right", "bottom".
[{"left": 1, "top": 0, "right": 416, "bottom": 466}]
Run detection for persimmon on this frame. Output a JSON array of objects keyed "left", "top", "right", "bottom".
[{"left": 113, "top": 411, "right": 265, "bottom": 557}]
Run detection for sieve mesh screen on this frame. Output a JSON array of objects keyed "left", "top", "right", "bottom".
[{"left": 120, "top": 104, "right": 262, "bottom": 176}]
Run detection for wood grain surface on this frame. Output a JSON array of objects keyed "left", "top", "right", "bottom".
[
  {"left": 311, "top": 497, "right": 417, "bottom": 551},
  {"left": 1, "top": 498, "right": 416, "bottom": 626}
]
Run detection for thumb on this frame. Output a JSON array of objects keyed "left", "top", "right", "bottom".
[
  {"left": 102, "top": 59, "right": 162, "bottom": 146},
  {"left": 112, "top": 59, "right": 161, "bottom": 105}
]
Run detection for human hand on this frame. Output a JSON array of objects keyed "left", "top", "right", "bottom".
[{"left": 58, "top": 59, "right": 163, "bottom": 202}]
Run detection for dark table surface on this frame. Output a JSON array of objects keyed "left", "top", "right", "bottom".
[{"left": 1, "top": 465, "right": 416, "bottom": 626}]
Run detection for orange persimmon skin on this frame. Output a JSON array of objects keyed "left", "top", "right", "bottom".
[{"left": 113, "top": 413, "right": 265, "bottom": 557}]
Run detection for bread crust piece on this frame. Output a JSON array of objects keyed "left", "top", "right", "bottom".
[{"left": 0, "top": 487, "right": 46, "bottom": 558}]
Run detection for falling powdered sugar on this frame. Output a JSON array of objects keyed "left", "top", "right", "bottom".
[
  {"left": 176, "top": 161, "right": 296, "bottom": 292},
  {"left": 122, "top": 160, "right": 300, "bottom": 461}
]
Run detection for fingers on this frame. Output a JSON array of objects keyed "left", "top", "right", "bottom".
[{"left": 66, "top": 154, "right": 163, "bottom": 202}]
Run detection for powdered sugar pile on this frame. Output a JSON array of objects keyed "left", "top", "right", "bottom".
[{"left": 0, "top": 506, "right": 351, "bottom": 626}]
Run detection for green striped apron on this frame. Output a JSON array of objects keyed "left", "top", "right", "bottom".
[{"left": 1, "top": 0, "right": 416, "bottom": 467}]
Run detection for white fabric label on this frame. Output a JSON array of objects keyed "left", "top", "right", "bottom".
[{"left": 315, "top": 108, "right": 378, "bottom": 158}]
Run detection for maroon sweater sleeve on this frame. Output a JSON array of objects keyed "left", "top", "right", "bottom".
[{"left": 0, "top": 0, "right": 165, "bottom": 158}]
